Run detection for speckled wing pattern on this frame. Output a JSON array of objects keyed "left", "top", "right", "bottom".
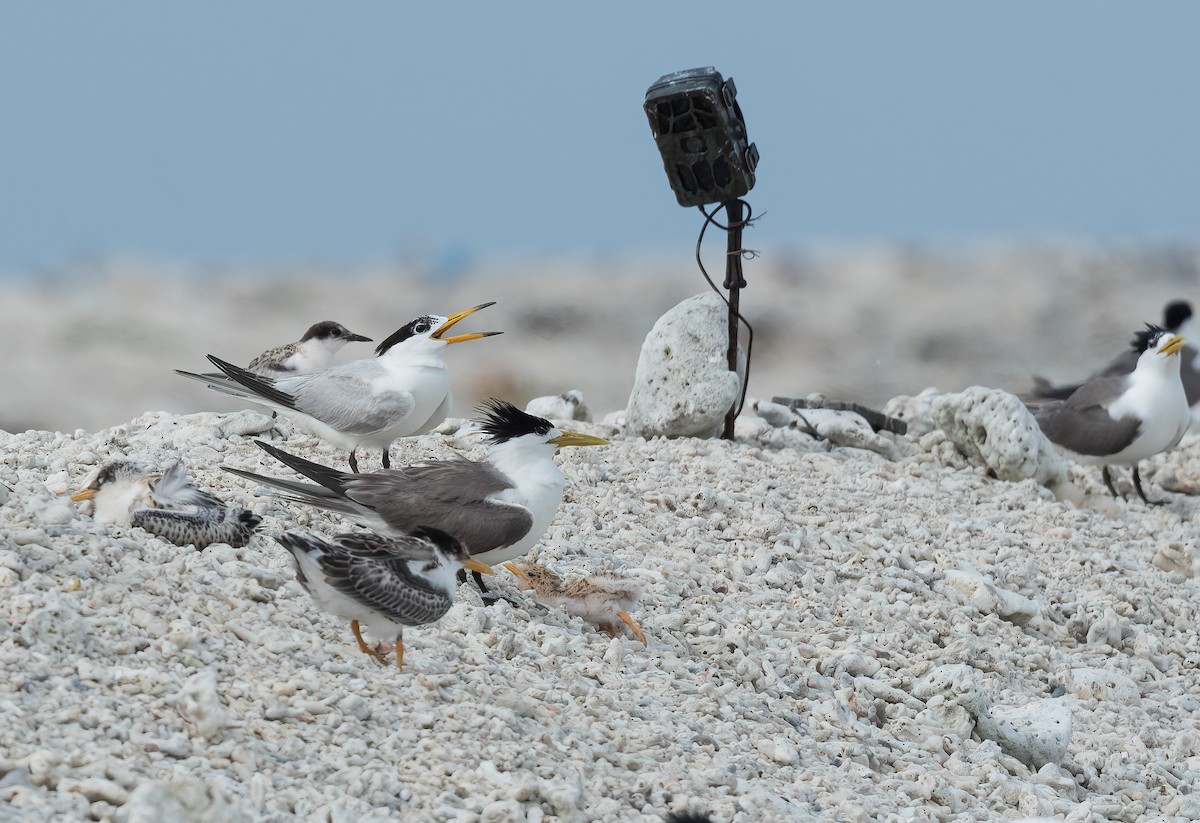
[
  {"left": 311, "top": 533, "right": 454, "bottom": 627},
  {"left": 248, "top": 342, "right": 301, "bottom": 375},
  {"left": 131, "top": 506, "right": 261, "bottom": 548},
  {"left": 1034, "top": 376, "right": 1141, "bottom": 457}
]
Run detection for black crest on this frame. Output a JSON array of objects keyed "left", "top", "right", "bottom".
[
  {"left": 1131, "top": 323, "right": 1168, "bottom": 354},
  {"left": 1164, "top": 300, "right": 1193, "bottom": 330},
  {"left": 375, "top": 315, "right": 440, "bottom": 356},
  {"left": 477, "top": 399, "right": 553, "bottom": 443}
]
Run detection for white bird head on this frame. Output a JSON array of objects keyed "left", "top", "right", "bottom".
[
  {"left": 1132, "top": 324, "right": 1185, "bottom": 374},
  {"left": 409, "top": 525, "right": 493, "bottom": 596},
  {"left": 373, "top": 302, "right": 501, "bottom": 359}
]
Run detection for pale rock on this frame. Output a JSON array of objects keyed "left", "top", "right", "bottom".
[
  {"left": 121, "top": 779, "right": 247, "bottom": 823},
  {"left": 60, "top": 777, "right": 129, "bottom": 806},
  {"left": 884, "top": 388, "right": 941, "bottom": 437},
  {"left": 749, "top": 400, "right": 894, "bottom": 456},
  {"left": 928, "top": 386, "right": 1069, "bottom": 488},
  {"left": 173, "top": 670, "right": 227, "bottom": 741},
  {"left": 625, "top": 293, "right": 743, "bottom": 439},
  {"left": 1085, "top": 608, "right": 1123, "bottom": 647},
  {"left": 1152, "top": 541, "right": 1198, "bottom": 577},
  {"left": 19, "top": 593, "right": 91, "bottom": 652},
  {"left": 1063, "top": 668, "right": 1139, "bottom": 702},
  {"left": 941, "top": 564, "right": 1040, "bottom": 626},
  {"left": 974, "top": 700, "right": 1072, "bottom": 770},
  {"left": 525, "top": 390, "right": 591, "bottom": 423}
]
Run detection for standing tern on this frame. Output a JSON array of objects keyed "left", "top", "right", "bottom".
[
  {"left": 274, "top": 527, "right": 494, "bottom": 670},
  {"left": 1033, "top": 325, "right": 1189, "bottom": 504},
  {"left": 224, "top": 400, "right": 608, "bottom": 597},
  {"left": 1033, "top": 300, "right": 1200, "bottom": 406},
  {"left": 71, "top": 459, "right": 261, "bottom": 547},
  {"left": 176, "top": 303, "right": 500, "bottom": 471}
]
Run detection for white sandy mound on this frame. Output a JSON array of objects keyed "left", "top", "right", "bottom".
[{"left": 4, "top": 405, "right": 1200, "bottom": 822}]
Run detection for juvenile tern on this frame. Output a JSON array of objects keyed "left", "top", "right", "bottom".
[
  {"left": 224, "top": 400, "right": 608, "bottom": 596},
  {"left": 247, "top": 320, "right": 373, "bottom": 377},
  {"left": 1033, "top": 325, "right": 1189, "bottom": 504},
  {"left": 1033, "top": 300, "right": 1200, "bottom": 406},
  {"left": 274, "top": 527, "right": 493, "bottom": 670},
  {"left": 504, "top": 561, "right": 647, "bottom": 643},
  {"left": 176, "top": 303, "right": 500, "bottom": 471},
  {"left": 71, "top": 459, "right": 261, "bottom": 547}
]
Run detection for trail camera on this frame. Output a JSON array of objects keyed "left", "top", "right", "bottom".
[{"left": 643, "top": 67, "right": 759, "bottom": 208}]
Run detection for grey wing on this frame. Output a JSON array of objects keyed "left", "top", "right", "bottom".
[
  {"left": 132, "top": 506, "right": 261, "bottom": 548},
  {"left": 1088, "top": 349, "right": 1139, "bottom": 380},
  {"left": 1035, "top": 378, "right": 1141, "bottom": 456},
  {"left": 285, "top": 364, "right": 415, "bottom": 434},
  {"left": 345, "top": 459, "right": 534, "bottom": 555},
  {"left": 318, "top": 539, "right": 452, "bottom": 626}
]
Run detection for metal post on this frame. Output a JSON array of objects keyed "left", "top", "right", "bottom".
[{"left": 722, "top": 199, "right": 746, "bottom": 440}]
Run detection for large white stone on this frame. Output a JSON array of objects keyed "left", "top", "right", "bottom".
[
  {"left": 624, "top": 293, "right": 743, "bottom": 439},
  {"left": 929, "top": 386, "right": 1069, "bottom": 489}
]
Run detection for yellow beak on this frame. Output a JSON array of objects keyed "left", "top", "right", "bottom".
[
  {"left": 1159, "top": 334, "right": 1186, "bottom": 356},
  {"left": 503, "top": 561, "right": 530, "bottom": 582},
  {"left": 462, "top": 558, "right": 495, "bottom": 576},
  {"left": 547, "top": 431, "right": 609, "bottom": 448},
  {"left": 70, "top": 488, "right": 97, "bottom": 502},
  {"left": 433, "top": 302, "right": 502, "bottom": 344}
]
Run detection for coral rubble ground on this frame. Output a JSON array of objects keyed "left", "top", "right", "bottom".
[{"left": 4, "top": 397, "right": 1200, "bottom": 822}]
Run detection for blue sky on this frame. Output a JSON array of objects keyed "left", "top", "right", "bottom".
[{"left": 2, "top": 3, "right": 1198, "bottom": 274}]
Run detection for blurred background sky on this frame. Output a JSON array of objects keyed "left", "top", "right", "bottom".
[{"left": 2, "top": 3, "right": 1198, "bottom": 277}]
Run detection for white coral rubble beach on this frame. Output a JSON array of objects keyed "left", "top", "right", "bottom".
[{"left": 4, "top": 388, "right": 1200, "bottom": 822}]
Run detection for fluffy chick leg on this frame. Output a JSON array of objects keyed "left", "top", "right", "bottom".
[{"left": 617, "top": 611, "right": 647, "bottom": 644}]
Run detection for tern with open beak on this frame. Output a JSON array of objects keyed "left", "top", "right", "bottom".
[
  {"left": 1032, "top": 325, "right": 1190, "bottom": 504},
  {"left": 176, "top": 303, "right": 500, "bottom": 471},
  {"left": 225, "top": 400, "right": 608, "bottom": 599},
  {"left": 274, "top": 527, "right": 493, "bottom": 670}
]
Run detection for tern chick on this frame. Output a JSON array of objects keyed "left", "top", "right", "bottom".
[
  {"left": 247, "top": 320, "right": 373, "bottom": 377},
  {"left": 71, "top": 459, "right": 260, "bottom": 547},
  {"left": 504, "top": 561, "right": 646, "bottom": 643},
  {"left": 274, "top": 527, "right": 493, "bottom": 670},
  {"left": 177, "top": 303, "right": 500, "bottom": 471}
]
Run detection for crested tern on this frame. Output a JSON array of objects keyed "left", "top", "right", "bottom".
[
  {"left": 1033, "top": 300, "right": 1200, "bottom": 406},
  {"left": 177, "top": 303, "right": 500, "bottom": 471},
  {"left": 1033, "top": 325, "right": 1190, "bottom": 504},
  {"left": 224, "top": 400, "right": 608, "bottom": 595},
  {"left": 504, "top": 561, "right": 646, "bottom": 643},
  {"left": 275, "top": 527, "right": 493, "bottom": 670},
  {"left": 71, "top": 459, "right": 261, "bottom": 547}
]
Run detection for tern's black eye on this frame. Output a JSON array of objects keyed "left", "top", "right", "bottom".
[{"left": 413, "top": 321, "right": 431, "bottom": 334}]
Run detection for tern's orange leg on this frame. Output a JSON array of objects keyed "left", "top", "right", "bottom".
[
  {"left": 351, "top": 621, "right": 387, "bottom": 662},
  {"left": 395, "top": 632, "right": 405, "bottom": 671},
  {"left": 617, "top": 611, "right": 647, "bottom": 644}
]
